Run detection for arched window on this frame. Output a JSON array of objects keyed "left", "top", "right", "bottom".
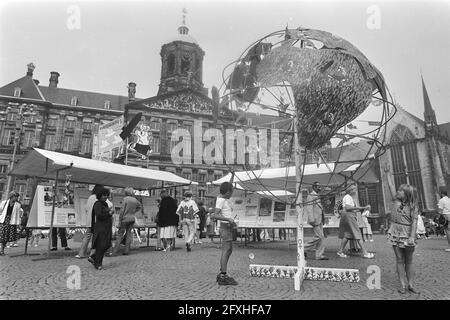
[
  {"left": 390, "top": 125, "right": 426, "bottom": 209},
  {"left": 167, "top": 54, "right": 175, "bottom": 75}
]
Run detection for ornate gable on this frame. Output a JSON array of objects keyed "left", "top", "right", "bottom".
[{"left": 136, "top": 89, "right": 214, "bottom": 115}]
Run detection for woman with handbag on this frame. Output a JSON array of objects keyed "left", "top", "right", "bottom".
[
  {"left": 156, "top": 189, "right": 178, "bottom": 251},
  {"left": 0, "top": 191, "right": 22, "bottom": 255},
  {"left": 88, "top": 187, "right": 113, "bottom": 270}
]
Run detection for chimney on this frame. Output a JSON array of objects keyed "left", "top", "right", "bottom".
[
  {"left": 49, "top": 71, "right": 60, "bottom": 88},
  {"left": 127, "top": 82, "right": 136, "bottom": 101},
  {"left": 26, "top": 62, "right": 35, "bottom": 77}
]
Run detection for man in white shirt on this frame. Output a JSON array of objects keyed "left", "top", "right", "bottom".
[
  {"left": 212, "top": 182, "right": 238, "bottom": 286},
  {"left": 438, "top": 190, "right": 450, "bottom": 252},
  {"left": 304, "top": 182, "right": 328, "bottom": 260},
  {"left": 177, "top": 191, "right": 199, "bottom": 252}
]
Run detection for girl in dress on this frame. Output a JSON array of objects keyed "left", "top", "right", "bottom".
[
  {"left": 387, "top": 184, "right": 420, "bottom": 294},
  {"left": 362, "top": 209, "right": 374, "bottom": 242},
  {"left": 0, "top": 191, "right": 22, "bottom": 255}
]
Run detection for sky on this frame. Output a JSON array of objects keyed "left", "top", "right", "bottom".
[{"left": 1, "top": 0, "right": 449, "bottom": 129}]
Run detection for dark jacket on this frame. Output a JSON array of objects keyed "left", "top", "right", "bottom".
[
  {"left": 197, "top": 206, "right": 207, "bottom": 230},
  {"left": 91, "top": 200, "right": 113, "bottom": 251},
  {"left": 156, "top": 196, "right": 179, "bottom": 228}
]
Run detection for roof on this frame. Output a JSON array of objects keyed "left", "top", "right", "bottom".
[
  {"left": 10, "top": 148, "right": 196, "bottom": 189},
  {"left": 438, "top": 122, "right": 450, "bottom": 139},
  {"left": 245, "top": 112, "right": 292, "bottom": 130},
  {"left": 0, "top": 75, "right": 46, "bottom": 101},
  {"left": 210, "top": 162, "right": 369, "bottom": 192},
  {"left": 38, "top": 86, "right": 134, "bottom": 111}
]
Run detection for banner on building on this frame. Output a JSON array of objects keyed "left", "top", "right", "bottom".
[{"left": 92, "top": 116, "right": 125, "bottom": 161}]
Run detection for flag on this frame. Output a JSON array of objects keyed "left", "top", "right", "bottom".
[{"left": 120, "top": 112, "right": 142, "bottom": 140}]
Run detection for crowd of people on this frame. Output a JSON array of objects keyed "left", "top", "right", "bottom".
[{"left": 0, "top": 179, "right": 449, "bottom": 290}]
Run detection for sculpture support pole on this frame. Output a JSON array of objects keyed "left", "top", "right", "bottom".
[{"left": 293, "top": 115, "right": 305, "bottom": 291}]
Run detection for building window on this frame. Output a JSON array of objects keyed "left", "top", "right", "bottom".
[
  {"left": 151, "top": 120, "right": 161, "bottom": 130},
  {"left": 0, "top": 165, "right": 8, "bottom": 174},
  {"left": 23, "top": 131, "right": 35, "bottom": 148},
  {"left": 167, "top": 54, "right": 175, "bottom": 75},
  {"left": 167, "top": 122, "right": 178, "bottom": 134},
  {"left": 65, "top": 118, "right": 76, "bottom": 129},
  {"left": 63, "top": 136, "right": 74, "bottom": 151},
  {"left": 199, "top": 189, "right": 206, "bottom": 199},
  {"left": 13, "top": 87, "right": 22, "bottom": 97},
  {"left": 2, "top": 129, "right": 15, "bottom": 145},
  {"left": 358, "top": 184, "right": 379, "bottom": 214},
  {"left": 47, "top": 116, "right": 59, "bottom": 127},
  {"left": 45, "top": 134, "right": 56, "bottom": 150},
  {"left": 0, "top": 183, "right": 4, "bottom": 200},
  {"left": 152, "top": 136, "right": 160, "bottom": 153},
  {"left": 15, "top": 184, "right": 26, "bottom": 202},
  {"left": 27, "top": 114, "right": 36, "bottom": 123},
  {"left": 390, "top": 125, "right": 426, "bottom": 210},
  {"left": 70, "top": 96, "right": 78, "bottom": 106},
  {"left": 183, "top": 172, "right": 192, "bottom": 181},
  {"left": 104, "top": 100, "right": 111, "bottom": 109},
  {"left": 81, "top": 137, "right": 92, "bottom": 154},
  {"left": 83, "top": 121, "right": 93, "bottom": 131},
  {"left": 7, "top": 112, "right": 15, "bottom": 121},
  {"left": 198, "top": 173, "right": 206, "bottom": 183},
  {"left": 214, "top": 174, "right": 222, "bottom": 181}
]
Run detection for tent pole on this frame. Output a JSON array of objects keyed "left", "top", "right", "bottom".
[{"left": 293, "top": 114, "right": 305, "bottom": 291}]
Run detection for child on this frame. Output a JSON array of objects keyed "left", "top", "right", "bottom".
[
  {"left": 362, "top": 209, "right": 374, "bottom": 242},
  {"left": 416, "top": 213, "right": 427, "bottom": 239},
  {"left": 29, "top": 229, "right": 43, "bottom": 247},
  {"left": 212, "top": 182, "right": 238, "bottom": 286}
]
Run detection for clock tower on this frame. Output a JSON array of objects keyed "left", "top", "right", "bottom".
[{"left": 158, "top": 9, "right": 207, "bottom": 96}]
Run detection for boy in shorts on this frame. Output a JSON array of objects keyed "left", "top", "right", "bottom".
[{"left": 212, "top": 182, "right": 238, "bottom": 285}]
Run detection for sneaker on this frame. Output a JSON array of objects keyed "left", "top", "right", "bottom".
[
  {"left": 50, "top": 247, "right": 57, "bottom": 251},
  {"left": 33, "top": 244, "right": 39, "bottom": 247},
  {"left": 337, "top": 252, "right": 348, "bottom": 258},
  {"left": 75, "top": 254, "right": 86, "bottom": 259},
  {"left": 186, "top": 243, "right": 191, "bottom": 252},
  {"left": 64, "top": 247, "right": 72, "bottom": 251},
  {"left": 369, "top": 239, "right": 374, "bottom": 242},
  {"left": 217, "top": 274, "right": 238, "bottom": 286},
  {"left": 363, "top": 252, "right": 375, "bottom": 259},
  {"left": 12, "top": 243, "right": 19, "bottom": 247}
]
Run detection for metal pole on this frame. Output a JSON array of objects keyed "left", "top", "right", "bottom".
[
  {"left": 5, "top": 105, "right": 23, "bottom": 199},
  {"left": 125, "top": 137, "right": 129, "bottom": 165},
  {"left": 293, "top": 115, "right": 305, "bottom": 291},
  {"left": 47, "top": 170, "right": 59, "bottom": 257}
]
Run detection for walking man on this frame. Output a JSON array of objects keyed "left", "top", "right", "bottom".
[
  {"left": 304, "top": 182, "right": 328, "bottom": 260},
  {"left": 113, "top": 187, "right": 141, "bottom": 256},
  {"left": 438, "top": 189, "right": 450, "bottom": 252},
  {"left": 212, "top": 182, "right": 238, "bottom": 285}
]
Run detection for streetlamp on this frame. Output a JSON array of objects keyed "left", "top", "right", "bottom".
[{"left": 5, "top": 102, "right": 37, "bottom": 200}]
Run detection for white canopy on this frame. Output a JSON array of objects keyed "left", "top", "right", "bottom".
[
  {"left": 10, "top": 148, "right": 196, "bottom": 189},
  {"left": 211, "top": 162, "right": 372, "bottom": 192}
]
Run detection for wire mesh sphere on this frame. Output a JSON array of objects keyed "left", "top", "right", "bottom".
[{"left": 227, "top": 27, "right": 387, "bottom": 149}]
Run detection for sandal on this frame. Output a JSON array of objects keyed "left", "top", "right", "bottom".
[
  {"left": 363, "top": 252, "right": 374, "bottom": 259},
  {"left": 337, "top": 252, "right": 348, "bottom": 258},
  {"left": 398, "top": 286, "right": 407, "bottom": 294}
]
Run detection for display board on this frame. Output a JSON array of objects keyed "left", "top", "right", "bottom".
[
  {"left": 231, "top": 191, "right": 343, "bottom": 228},
  {"left": 28, "top": 185, "right": 85, "bottom": 228},
  {"left": 28, "top": 185, "right": 161, "bottom": 228}
]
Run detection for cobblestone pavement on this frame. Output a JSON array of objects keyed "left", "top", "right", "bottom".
[{"left": 0, "top": 234, "right": 449, "bottom": 300}]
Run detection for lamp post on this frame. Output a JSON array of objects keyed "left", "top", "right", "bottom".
[{"left": 5, "top": 102, "right": 37, "bottom": 200}]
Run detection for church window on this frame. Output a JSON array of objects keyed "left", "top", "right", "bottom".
[
  {"left": 181, "top": 53, "right": 191, "bottom": 75},
  {"left": 390, "top": 125, "right": 426, "bottom": 209},
  {"left": 167, "top": 54, "right": 175, "bottom": 75}
]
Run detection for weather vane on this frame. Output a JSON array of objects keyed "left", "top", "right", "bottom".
[{"left": 182, "top": 8, "right": 187, "bottom": 25}]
